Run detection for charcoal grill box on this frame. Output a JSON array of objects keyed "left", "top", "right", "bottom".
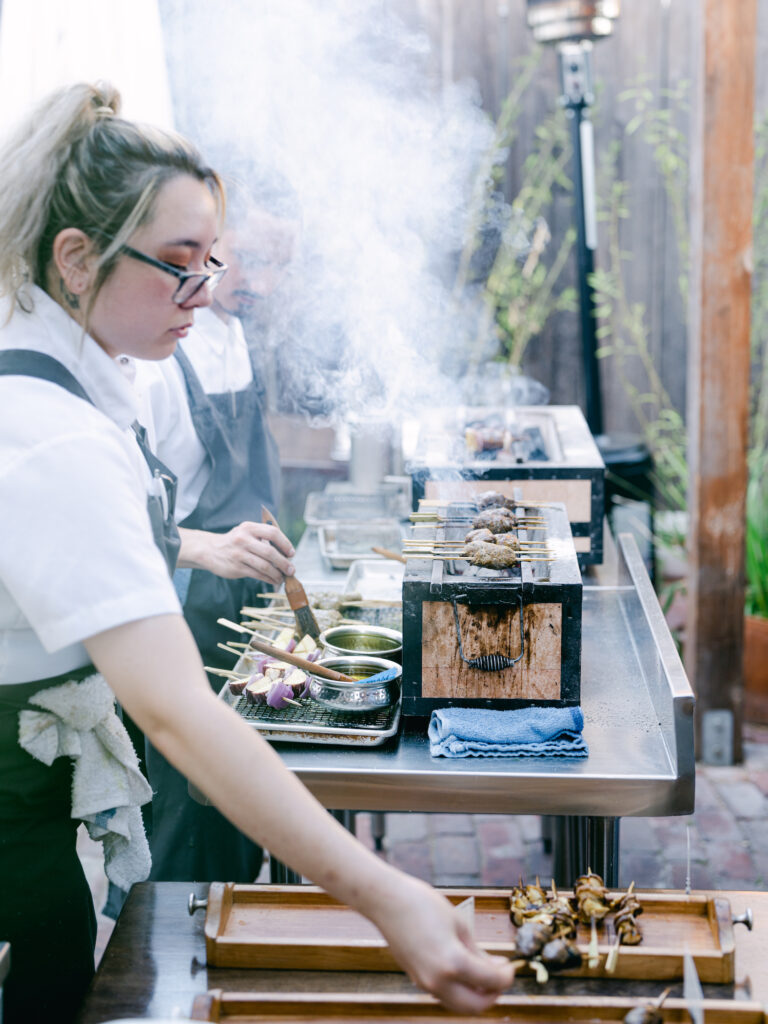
[
  {"left": 401, "top": 501, "right": 582, "bottom": 717},
  {"left": 406, "top": 405, "right": 605, "bottom": 566}
]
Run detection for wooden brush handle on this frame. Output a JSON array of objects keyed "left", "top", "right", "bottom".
[
  {"left": 372, "top": 546, "right": 407, "bottom": 563},
  {"left": 261, "top": 504, "right": 280, "bottom": 529},
  {"left": 216, "top": 619, "right": 355, "bottom": 682}
]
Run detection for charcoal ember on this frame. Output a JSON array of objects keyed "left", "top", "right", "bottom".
[{"left": 466, "top": 427, "right": 504, "bottom": 452}]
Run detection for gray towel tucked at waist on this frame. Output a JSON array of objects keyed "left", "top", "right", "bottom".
[
  {"left": 428, "top": 706, "right": 588, "bottom": 758},
  {"left": 18, "top": 673, "right": 152, "bottom": 890}
]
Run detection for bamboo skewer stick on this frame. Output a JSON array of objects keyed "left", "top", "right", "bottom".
[
  {"left": 217, "top": 642, "right": 254, "bottom": 658},
  {"left": 415, "top": 557, "right": 561, "bottom": 565},
  {"left": 402, "top": 542, "right": 551, "bottom": 550},
  {"left": 240, "top": 605, "right": 294, "bottom": 619},
  {"left": 216, "top": 619, "right": 356, "bottom": 682},
  {"left": 241, "top": 614, "right": 297, "bottom": 631}
]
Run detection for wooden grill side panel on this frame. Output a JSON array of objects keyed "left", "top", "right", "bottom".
[{"left": 421, "top": 601, "right": 562, "bottom": 700}]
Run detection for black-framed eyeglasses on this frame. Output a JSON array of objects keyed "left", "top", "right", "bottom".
[{"left": 121, "top": 245, "right": 228, "bottom": 305}]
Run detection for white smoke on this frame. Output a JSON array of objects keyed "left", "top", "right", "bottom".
[{"left": 160, "top": 0, "right": 502, "bottom": 422}]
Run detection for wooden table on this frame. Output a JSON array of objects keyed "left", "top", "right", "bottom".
[{"left": 75, "top": 883, "right": 767, "bottom": 1023}]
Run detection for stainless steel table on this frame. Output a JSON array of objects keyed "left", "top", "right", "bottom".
[{"left": 268, "top": 530, "right": 695, "bottom": 886}]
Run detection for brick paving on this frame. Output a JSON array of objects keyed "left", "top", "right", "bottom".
[{"left": 80, "top": 721, "right": 768, "bottom": 965}]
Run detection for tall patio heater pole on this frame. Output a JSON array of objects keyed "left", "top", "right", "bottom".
[{"left": 526, "top": 1, "right": 620, "bottom": 436}]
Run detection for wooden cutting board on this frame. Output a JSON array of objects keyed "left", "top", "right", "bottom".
[
  {"left": 190, "top": 991, "right": 765, "bottom": 1024},
  {"left": 201, "top": 884, "right": 737, "bottom": 982}
]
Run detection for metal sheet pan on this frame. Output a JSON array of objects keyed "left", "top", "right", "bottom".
[
  {"left": 343, "top": 559, "right": 404, "bottom": 602},
  {"left": 318, "top": 520, "right": 402, "bottom": 570}
]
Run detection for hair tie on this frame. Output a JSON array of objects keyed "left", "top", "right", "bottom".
[{"left": 94, "top": 105, "right": 114, "bottom": 118}]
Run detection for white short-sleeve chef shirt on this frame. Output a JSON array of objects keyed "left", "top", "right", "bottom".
[
  {"left": 0, "top": 286, "right": 181, "bottom": 684},
  {"left": 134, "top": 306, "right": 253, "bottom": 522}
]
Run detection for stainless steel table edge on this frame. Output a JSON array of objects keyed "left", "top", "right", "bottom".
[
  {"left": 279, "top": 533, "right": 695, "bottom": 820},
  {"left": 615, "top": 531, "right": 696, "bottom": 810}
]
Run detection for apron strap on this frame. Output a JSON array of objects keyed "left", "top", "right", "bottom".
[
  {"left": 0, "top": 348, "right": 180, "bottom": 574},
  {"left": 0, "top": 349, "right": 95, "bottom": 404}
]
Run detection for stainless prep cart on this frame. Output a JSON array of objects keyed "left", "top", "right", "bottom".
[{"left": 264, "top": 527, "right": 694, "bottom": 887}]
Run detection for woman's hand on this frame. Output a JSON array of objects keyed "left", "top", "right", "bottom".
[
  {"left": 370, "top": 876, "right": 516, "bottom": 1012},
  {"left": 177, "top": 522, "right": 294, "bottom": 584}
]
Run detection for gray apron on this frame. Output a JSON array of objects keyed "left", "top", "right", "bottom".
[
  {"left": 146, "top": 339, "right": 279, "bottom": 882},
  {"left": 0, "top": 349, "right": 180, "bottom": 572},
  {"left": 0, "top": 348, "right": 179, "bottom": 1023}
]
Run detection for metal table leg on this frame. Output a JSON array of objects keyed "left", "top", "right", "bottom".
[
  {"left": 370, "top": 812, "right": 386, "bottom": 852},
  {"left": 552, "top": 815, "right": 620, "bottom": 887},
  {"left": 268, "top": 810, "right": 359, "bottom": 883},
  {"left": 268, "top": 858, "right": 302, "bottom": 884}
]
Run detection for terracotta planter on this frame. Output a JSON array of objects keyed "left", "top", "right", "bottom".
[{"left": 744, "top": 614, "right": 768, "bottom": 724}]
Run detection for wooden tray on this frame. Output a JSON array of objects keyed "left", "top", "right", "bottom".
[
  {"left": 190, "top": 991, "right": 765, "bottom": 1024},
  {"left": 200, "top": 885, "right": 737, "bottom": 983}
]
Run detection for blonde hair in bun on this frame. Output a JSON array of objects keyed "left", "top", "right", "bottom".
[{"left": 0, "top": 81, "right": 223, "bottom": 317}]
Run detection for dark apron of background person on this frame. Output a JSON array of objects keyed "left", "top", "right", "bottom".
[
  {"left": 145, "top": 341, "right": 280, "bottom": 883},
  {"left": 0, "top": 350, "right": 180, "bottom": 1024}
]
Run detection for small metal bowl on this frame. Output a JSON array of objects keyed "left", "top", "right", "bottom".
[
  {"left": 308, "top": 655, "right": 402, "bottom": 712},
  {"left": 318, "top": 624, "right": 403, "bottom": 664}
]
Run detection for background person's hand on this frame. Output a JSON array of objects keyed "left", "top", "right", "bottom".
[{"left": 178, "top": 522, "right": 294, "bottom": 584}]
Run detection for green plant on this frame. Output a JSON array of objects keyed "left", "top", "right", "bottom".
[
  {"left": 590, "top": 160, "right": 688, "bottom": 513},
  {"left": 746, "top": 450, "right": 768, "bottom": 617},
  {"left": 456, "top": 50, "right": 578, "bottom": 371},
  {"left": 593, "top": 77, "right": 768, "bottom": 625}
]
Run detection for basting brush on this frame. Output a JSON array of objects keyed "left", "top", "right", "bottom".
[{"left": 261, "top": 505, "right": 322, "bottom": 641}]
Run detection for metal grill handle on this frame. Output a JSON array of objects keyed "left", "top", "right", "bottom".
[{"left": 451, "top": 593, "right": 525, "bottom": 671}]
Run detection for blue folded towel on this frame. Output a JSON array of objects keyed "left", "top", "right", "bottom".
[{"left": 428, "top": 706, "right": 588, "bottom": 758}]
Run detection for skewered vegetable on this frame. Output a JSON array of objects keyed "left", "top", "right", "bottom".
[
  {"left": 540, "top": 936, "right": 582, "bottom": 972},
  {"left": 614, "top": 907, "right": 643, "bottom": 945},
  {"left": 574, "top": 870, "right": 611, "bottom": 922},
  {"left": 513, "top": 920, "right": 552, "bottom": 958},
  {"left": 623, "top": 989, "right": 670, "bottom": 1024}
]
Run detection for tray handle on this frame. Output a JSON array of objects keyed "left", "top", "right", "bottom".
[
  {"left": 188, "top": 893, "right": 208, "bottom": 915},
  {"left": 452, "top": 593, "right": 524, "bottom": 671},
  {"left": 733, "top": 908, "right": 753, "bottom": 930}
]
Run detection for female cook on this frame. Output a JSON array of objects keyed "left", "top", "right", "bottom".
[{"left": 0, "top": 83, "right": 515, "bottom": 1024}]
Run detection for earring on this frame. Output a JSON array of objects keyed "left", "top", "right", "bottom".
[{"left": 59, "top": 276, "right": 80, "bottom": 311}]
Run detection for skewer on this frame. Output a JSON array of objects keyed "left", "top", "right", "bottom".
[
  {"left": 217, "top": 642, "right": 254, "bottom": 658},
  {"left": 410, "top": 513, "right": 547, "bottom": 522},
  {"left": 402, "top": 542, "right": 551, "bottom": 551},
  {"left": 413, "top": 554, "right": 556, "bottom": 562},
  {"left": 204, "top": 666, "right": 241, "bottom": 679},
  {"left": 217, "top": 619, "right": 356, "bottom": 682},
  {"left": 241, "top": 615, "right": 297, "bottom": 632},
  {"left": 206, "top": 662, "right": 303, "bottom": 707},
  {"left": 241, "top": 605, "right": 294, "bottom": 619}
]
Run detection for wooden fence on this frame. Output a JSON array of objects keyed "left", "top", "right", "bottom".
[{"left": 398, "top": 0, "right": 768, "bottom": 441}]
